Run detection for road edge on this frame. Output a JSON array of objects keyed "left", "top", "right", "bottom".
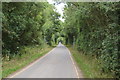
[
  {"left": 66, "top": 47, "right": 84, "bottom": 78},
  {"left": 7, "top": 47, "right": 56, "bottom": 78}
]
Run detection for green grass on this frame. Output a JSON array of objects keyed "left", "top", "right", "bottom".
[
  {"left": 2, "top": 45, "right": 53, "bottom": 78},
  {"left": 68, "top": 46, "right": 113, "bottom": 78}
]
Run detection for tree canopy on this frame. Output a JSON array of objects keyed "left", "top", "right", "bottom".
[
  {"left": 63, "top": 2, "right": 120, "bottom": 78},
  {"left": 2, "top": 2, "right": 63, "bottom": 57}
]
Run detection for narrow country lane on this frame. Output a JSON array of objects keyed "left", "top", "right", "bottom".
[{"left": 8, "top": 43, "right": 80, "bottom": 78}]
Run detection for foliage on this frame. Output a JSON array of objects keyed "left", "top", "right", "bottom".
[
  {"left": 69, "top": 46, "right": 113, "bottom": 78},
  {"left": 2, "top": 2, "right": 120, "bottom": 78},
  {"left": 2, "top": 2, "right": 62, "bottom": 59},
  {"left": 63, "top": 2, "right": 120, "bottom": 78}
]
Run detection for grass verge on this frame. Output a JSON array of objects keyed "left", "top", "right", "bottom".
[
  {"left": 2, "top": 45, "right": 53, "bottom": 78},
  {"left": 68, "top": 46, "right": 113, "bottom": 78}
]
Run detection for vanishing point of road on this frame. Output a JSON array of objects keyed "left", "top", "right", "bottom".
[{"left": 8, "top": 43, "right": 83, "bottom": 78}]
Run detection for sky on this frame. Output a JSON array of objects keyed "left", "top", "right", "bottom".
[{"left": 47, "top": 0, "right": 65, "bottom": 22}]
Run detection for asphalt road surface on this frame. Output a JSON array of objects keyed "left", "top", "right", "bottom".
[{"left": 9, "top": 43, "right": 79, "bottom": 78}]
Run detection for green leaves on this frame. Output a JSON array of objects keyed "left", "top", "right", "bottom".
[
  {"left": 2, "top": 2, "right": 64, "bottom": 58},
  {"left": 63, "top": 2, "right": 120, "bottom": 78},
  {"left": 2, "top": 2, "right": 57, "bottom": 57}
]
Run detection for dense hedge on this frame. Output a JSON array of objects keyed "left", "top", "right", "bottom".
[
  {"left": 63, "top": 2, "right": 120, "bottom": 78},
  {"left": 2, "top": 2, "right": 61, "bottom": 59}
]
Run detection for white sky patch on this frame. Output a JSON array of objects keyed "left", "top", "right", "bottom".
[
  {"left": 47, "top": 0, "right": 65, "bottom": 22},
  {"left": 47, "top": 0, "right": 55, "bottom": 4}
]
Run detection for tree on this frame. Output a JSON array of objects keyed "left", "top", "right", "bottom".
[{"left": 63, "top": 2, "right": 120, "bottom": 78}]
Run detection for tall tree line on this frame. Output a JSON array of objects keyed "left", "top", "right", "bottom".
[
  {"left": 2, "top": 2, "right": 61, "bottom": 58},
  {"left": 63, "top": 2, "right": 120, "bottom": 78}
]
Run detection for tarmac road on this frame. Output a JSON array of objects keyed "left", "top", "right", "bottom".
[{"left": 9, "top": 43, "right": 79, "bottom": 78}]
